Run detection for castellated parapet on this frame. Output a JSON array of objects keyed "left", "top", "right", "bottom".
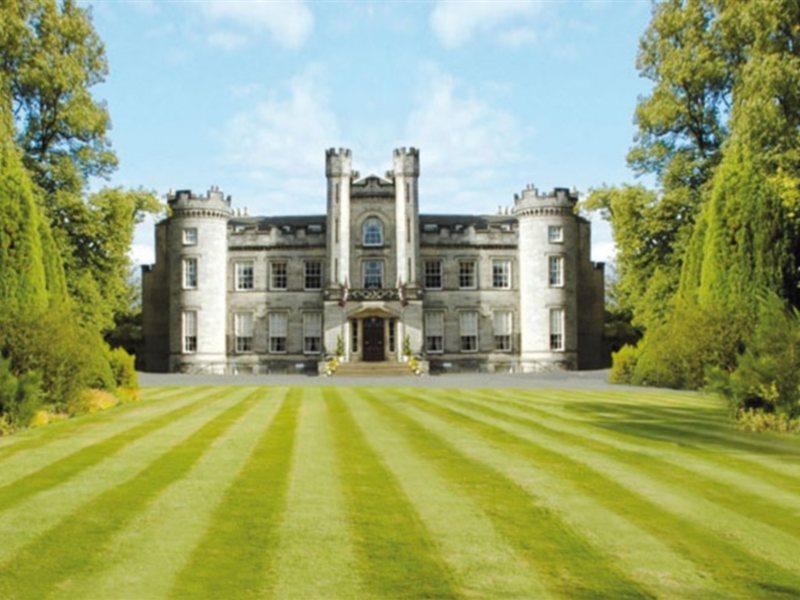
[
  {"left": 325, "top": 147, "right": 352, "bottom": 177},
  {"left": 392, "top": 147, "right": 420, "bottom": 177}
]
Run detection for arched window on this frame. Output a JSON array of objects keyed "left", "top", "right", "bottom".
[{"left": 362, "top": 217, "right": 384, "bottom": 247}]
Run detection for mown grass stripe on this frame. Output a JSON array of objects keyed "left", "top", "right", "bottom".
[
  {"left": 324, "top": 387, "right": 460, "bottom": 599},
  {"left": 361, "top": 389, "right": 652, "bottom": 599},
  {"left": 448, "top": 389, "right": 800, "bottom": 539},
  {"left": 347, "top": 390, "right": 552, "bottom": 599},
  {"left": 492, "top": 389, "right": 800, "bottom": 493},
  {"left": 0, "top": 387, "right": 264, "bottom": 599},
  {"left": 405, "top": 390, "right": 800, "bottom": 597},
  {"left": 170, "top": 388, "right": 301, "bottom": 599},
  {"left": 272, "top": 389, "right": 361, "bottom": 599},
  {"left": 0, "top": 387, "right": 228, "bottom": 512},
  {"left": 0, "top": 386, "right": 212, "bottom": 464},
  {"left": 52, "top": 388, "right": 285, "bottom": 600}
]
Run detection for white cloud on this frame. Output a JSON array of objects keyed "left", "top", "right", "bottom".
[
  {"left": 198, "top": 1, "right": 313, "bottom": 49},
  {"left": 129, "top": 243, "right": 155, "bottom": 266},
  {"left": 399, "top": 65, "right": 529, "bottom": 212},
  {"left": 208, "top": 30, "right": 248, "bottom": 51},
  {"left": 219, "top": 66, "right": 341, "bottom": 211},
  {"left": 430, "top": 1, "right": 543, "bottom": 48}
]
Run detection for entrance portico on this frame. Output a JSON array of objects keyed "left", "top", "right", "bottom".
[{"left": 322, "top": 290, "right": 424, "bottom": 364}]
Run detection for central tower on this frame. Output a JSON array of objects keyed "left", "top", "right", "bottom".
[
  {"left": 392, "top": 147, "right": 420, "bottom": 287},
  {"left": 325, "top": 148, "right": 352, "bottom": 287}
]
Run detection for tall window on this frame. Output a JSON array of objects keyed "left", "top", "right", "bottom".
[
  {"left": 424, "top": 260, "right": 442, "bottom": 289},
  {"left": 493, "top": 311, "right": 512, "bottom": 352},
  {"left": 425, "top": 312, "right": 444, "bottom": 353},
  {"left": 304, "top": 261, "right": 322, "bottom": 290},
  {"left": 492, "top": 260, "right": 511, "bottom": 289},
  {"left": 459, "top": 260, "right": 477, "bottom": 289},
  {"left": 548, "top": 225, "right": 564, "bottom": 243},
  {"left": 270, "top": 261, "right": 287, "bottom": 290},
  {"left": 351, "top": 319, "right": 359, "bottom": 353},
  {"left": 363, "top": 260, "right": 383, "bottom": 289},
  {"left": 460, "top": 311, "right": 478, "bottom": 352},
  {"left": 234, "top": 313, "right": 253, "bottom": 352},
  {"left": 388, "top": 318, "right": 396, "bottom": 353},
  {"left": 269, "top": 313, "right": 288, "bottom": 353},
  {"left": 362, "top": 217, "right": 384, "bottom": 246},
  {"left": 183, "top": 228, "right": 197, "bottom": 245},
  {"left": 183, "top": 310, "right": 197, "bottom": 353},
  {"left": 183, "top": 258, "right": 197, "bottom": 289},
  {"left": 550, "top": 308, "right": 564, "bottom": 351},
  {"left": 549, "top": 255, "right": 564, "bottom": 287},
  {"left": 235, "top": 261, "right": 254, "bottom": 291},
  {"left": 303, "top": 313, "right": 322, "bottom": 354}
]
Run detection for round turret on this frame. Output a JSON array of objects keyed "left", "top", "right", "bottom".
[
  {"left": 513, "top": 185, "right": 579, "bottom": 371},
  {"left": 166, "top": 187, "right": 232, "bottom": 373}
]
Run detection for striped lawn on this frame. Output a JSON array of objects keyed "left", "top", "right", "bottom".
[{"left": 0, "top": 386, "right": 798, "bottom": 598}]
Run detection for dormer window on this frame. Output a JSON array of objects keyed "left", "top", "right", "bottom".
[{"left": 362, "top": 217, "right": 384, "bottom": 247}]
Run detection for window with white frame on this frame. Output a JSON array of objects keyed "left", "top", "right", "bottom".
[
  {"left": 234, "top": 313, "right": 253, "bottom": 352},
  {"left": 424, "top": 260, "right": 442, "bottom": 289},
  {"left": 183, "top": 310, "right": 197, "bottom": 353},
  {"left": 303, "top": 312, "right": 322, "bottom": 354},
  {"left": 183, "top": 228, "right": 197, "bottom": 245},
  {"left": 363, "top": 260, "right": 383, "bottom": 289},
  {"left": 548, "top": 225, "right": 564, "bottom": 243},
  {"left": 549, "top": 255, "right": 564, "bottom": 287},
  {"left": 183, "top": 258, "right": 197, "bottom": 289},
  {"left": 493, "top": 311, "right": 512, "bottom": 351},
  {"left": 460, "top": 311, "right": 479, "bottom": 352},
  {"left": 492, "top": 259, "right": 511, "bottom": 289},
  {"left": 270, "top": 261, "right": 287, "bottom": 290},
  {"left": 550, "top": 308, "right": 565, "bottom": 351},
  {"left": 235, "top": 261, "right": 254, "bottom": 291},
  {"left": 459, "top": 260, "right": 477, "bottom": 289},
  {"left": 362, "top": 217, "right": 384, "bottom": 246},
  {"left": 424, "top": 311, "right": 444, "bottom": 353},
  {"left": 269, "top": 312, "right": 288, "bottom": 353},
  {"left": 304, "top": 261, "right": 322, "bottom": 290}
]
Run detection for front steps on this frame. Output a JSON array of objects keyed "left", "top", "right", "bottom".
[{"left": 333, "top": 361, "right": 413, "bottom": 376}]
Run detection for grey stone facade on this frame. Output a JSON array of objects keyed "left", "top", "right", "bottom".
[{"left": 141, "top": 148, "right": 606, "bottom": 374}]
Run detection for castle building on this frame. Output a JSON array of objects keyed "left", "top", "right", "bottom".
[{"left": 141, "top": 148, "right": 606, "bottom": 374}]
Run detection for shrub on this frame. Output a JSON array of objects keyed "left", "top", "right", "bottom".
[
  {"left": 114, "top": 387, "right": 141, "bottom": 404},
  {"left": 68, "top": 389, "right": 119, "bottom": 416},
  {"left": 0, "top": 356, "right": 44, "bottom": 427},
  {"left": 0, "top": 306, "right": 115, "bottom": 408},
  {"left": 632, "top": 301, "right": 744, "bottom": 389},
  {"left": 736, "top": 409, "right": 800, "bottom": 434},
  {"left": 609, "top": 344, "right": 639, "bottom": 384},
  {"left": 108, "top": 347, "right": 138, "bottom": 389},
  {"left": 710, "top": 293, "right": 800, "bottom": 419},
  {"left": 29, "top": 409, "right": 67, "bottom": 428},
  {"left": 0, "top": 414, "right": 13, "bottom": 437}
]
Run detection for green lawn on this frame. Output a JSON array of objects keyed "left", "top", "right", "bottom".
[{"left": 0, "top": 385, "right": 799, "bottom": 599}]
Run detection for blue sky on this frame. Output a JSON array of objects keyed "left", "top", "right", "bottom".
[{"left": 86, "top": 0, "right": 653, "bottom": 264}]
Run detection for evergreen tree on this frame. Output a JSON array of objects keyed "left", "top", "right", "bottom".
[{"left": 0, "top": 78, "right": 48, "bottom": 314}]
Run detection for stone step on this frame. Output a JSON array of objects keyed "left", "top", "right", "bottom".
[{"left": 334, "top": 361, "right": 412, "bottom": 376}]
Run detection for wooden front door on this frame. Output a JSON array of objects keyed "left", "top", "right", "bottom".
[{"left": 362, "top": 317, "right": 385, "bottom": 362}]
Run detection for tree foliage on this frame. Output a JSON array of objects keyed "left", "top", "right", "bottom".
[
  {"left": 594, "top": 0, "right": 800, "bottom": 391},
  {"left": 1, "top": 0, "right": 160, "bottom": 335}
]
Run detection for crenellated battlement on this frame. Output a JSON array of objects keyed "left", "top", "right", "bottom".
[
  {"left": 325, "top": 147, "right": 353, "bottom": 177},
  {"left": 167, "top": 186, "right": 232, "bottom": 218},
  {"left": 512, "top": 184, "right": 578, "bottom": 217},
  {"left": 393, "top": 146, "right": 420, "bottom": 177}
]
